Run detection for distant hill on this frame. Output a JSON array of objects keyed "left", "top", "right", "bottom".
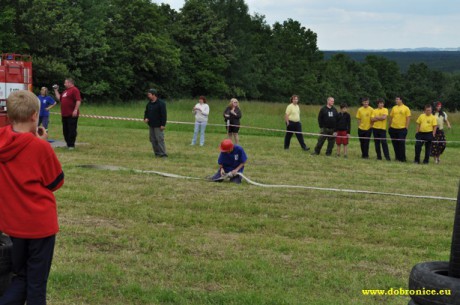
[{"left": 323, "top": 50, "right": 460, "bottom": 73}]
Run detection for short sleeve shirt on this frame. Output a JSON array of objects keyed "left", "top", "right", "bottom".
[
  {"left": 371, "top": 108, "right": 388, "bottom": 130},
  {"left": 356, "top": 106, "right": 374, "bottom": 130},
  {"left": 417, "top": 114, "right": 437, "bottom": 132},
  {"left": 390, "top": 104, "right": 411, "bottom": 129},
  {"left": 285, "top": 104, "right": 300, "bottom": 122},
  {"left": 218, "top": 145, "right": 248, "bottom": 173},
  {"left": 60, "top": 86, "right": 81, "bottom": 117}
]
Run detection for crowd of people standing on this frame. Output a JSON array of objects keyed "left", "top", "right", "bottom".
[
  {"left": 144, "top": 89, "right": 452, "bottom": 165},
  {"left": 307, "top": 96, "right": 451, "bottom": 164}
]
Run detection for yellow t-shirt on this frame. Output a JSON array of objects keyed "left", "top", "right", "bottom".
[
  {"left": 371, "top": 108, "right": 389, "bottom": 130},
  {"left": 286, "top": 104, "right": 300, "bottom": 122},
  {"left": 390, "top": 104, "right": 411, "bottom": 129},
  {"left": 356, "top": 106, "right": 374, "bottom": 130},
  {"left": 435, "top": 112, "right": 448, "bottom": 130},
  {"left": 417, "top": 113, "right": 437, "bottom": 132}
]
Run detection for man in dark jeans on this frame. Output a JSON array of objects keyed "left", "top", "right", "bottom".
[
  {"left": 356, "top": 97, "right": 373, "bottom": 159},
  {"left": 312, "top": 97, "right": 338, "bottom": 156},
  {"left": 388, "top": 96, "right": 411, "bottom": 161},
  {"left": 414, "top": 104, "right": 437, "bottom": 164},
  {"left": 371, "top": 98, "right": 391, "bottom": 161},
  {"left": 284, "top": 95, "right": 309, "bottom": 151},
  {"left": 53, "top": 78, "right": 81, "bottom": 150}
]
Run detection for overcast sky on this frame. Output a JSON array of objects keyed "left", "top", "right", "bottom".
[{"left": 156, "top": 0, "right": 460, "bottom": 50}]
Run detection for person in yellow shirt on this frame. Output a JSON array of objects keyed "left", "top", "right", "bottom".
[
  {"left": 356, "top": 97, "right": 373, "bottom": 159},
  {"left": 284, "top": 95, "right": 310, "bottom": 151},
  {"left": 370, "top": 98, "right": 391, "bottom": 161},
  {"left": 414, "top": 104, "right": 437, "bottom": 164},
  {"left": 388, "top": 96, "right": 411, "bottom": 162}
]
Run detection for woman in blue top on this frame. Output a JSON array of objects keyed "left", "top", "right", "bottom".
[{"left": 37, "top": 87, "right": 56, "bottom": 130}]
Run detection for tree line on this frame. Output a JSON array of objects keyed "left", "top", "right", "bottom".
[{"left": 1, "top": 0, "right": 459, "bottom": 110}]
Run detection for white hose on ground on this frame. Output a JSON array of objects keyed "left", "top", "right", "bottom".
[{"left": 78, "top": 164, "right": 456, "bottom": 202}]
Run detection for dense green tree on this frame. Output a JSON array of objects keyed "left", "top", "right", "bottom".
[
  {"left": 364, "top": 55, "right": 403, "bottom": 101},
  {"left": 173, "top": 0, "right": 233, "bottom": 97},
  {"left": 0, "top": 3, "right": 26, "bottom": 51},
  {"left": 101, "top": 0, "right": 180, "bottom": 100},
  {"left": 402, "top": 63, "right": 446, "bottom": 108},
  {"left": 260, "top": 19, "right": 322, "bottom": 102},
  {"left": 441, "top": 74, "right": 460, "bottom": 110},
  {"left": 204, "top": 0, "right": 270, "bottom": 99}
]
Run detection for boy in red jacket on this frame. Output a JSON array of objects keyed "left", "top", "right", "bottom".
[{"left": 0, "top": 90, "right": 64, "bottom": 305}]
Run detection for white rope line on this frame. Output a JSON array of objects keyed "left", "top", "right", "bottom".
[
  {"left": 78, "top": 164, "right": 457, "bottom": 202},
  {"left": 50, "top": 112, "right": 459, "bottom": 144}
]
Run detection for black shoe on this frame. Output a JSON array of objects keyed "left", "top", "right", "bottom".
[
  {"left": 302, "top": 147, "right": 310, "bottom": 152},
  {"left": 160, "top": 154, "right": 168, "bottom": 158},
  {"left": 311, "top": 152, "right": 319, "bottom": 156}
]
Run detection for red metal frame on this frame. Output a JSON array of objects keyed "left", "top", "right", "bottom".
[{"left": 0, "top": 53, "right": 33, "bottom": 127}]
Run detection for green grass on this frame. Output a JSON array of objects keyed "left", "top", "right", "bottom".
[{"left": 44, "top": 99, "right": 459, "bottom": 305}]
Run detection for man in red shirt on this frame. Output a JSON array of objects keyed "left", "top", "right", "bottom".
[{"left": 53, "top": 78, "right": 81, "bottom": 149}]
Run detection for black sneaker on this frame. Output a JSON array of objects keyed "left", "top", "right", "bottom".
[{"left": 302, "top": 147, "right": 310, "bottom": 152}]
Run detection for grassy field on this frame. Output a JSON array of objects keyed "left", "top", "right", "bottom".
[{"left": 44, "top": 99, "right": 459, "bottom": 305}]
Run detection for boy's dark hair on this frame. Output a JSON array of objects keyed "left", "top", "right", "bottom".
[
  {"left": 424, "top": 104, "right": 432, "bottom": 110},
  {"left": 361, "top": 97, "right": 369, "bottom": 103},
  {"left": 340, "top": 103, "right": 348, "bottom": 109},
  {"left": 376, "top": 98, "right": 385, "bottom": 104}
]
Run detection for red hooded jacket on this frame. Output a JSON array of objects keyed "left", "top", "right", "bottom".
[{"left": 0, "top": 125, "right": 64, "bottom": 238}]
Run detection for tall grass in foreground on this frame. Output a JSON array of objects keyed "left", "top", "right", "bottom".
[{"left": 45, "top": 100, "right": 459, "bottom": 304}]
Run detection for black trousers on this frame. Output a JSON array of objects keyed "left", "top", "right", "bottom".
[
  {"left": 358, "top": 128, "right": 372, "bottom": 158},
  {"left": 0, "top": 235, "right": 55, "bottom": 305},
  {"left": 414, "top": 132, "right": 433, "bottom": 163},
  {"left": 314, "top": 128, "right": 335, "bottom": 155},
  {"left": 388, "top": 127, "right": 408, "bottom": 162},
  {"left": 284, "top": 121, "right": 307, "bottom": 149},
  {"left": 62, "top": 116, "right": 79, "bottom": 148},
  {"left": 372, "top": 128, "right": 390, "bottom": 160}
]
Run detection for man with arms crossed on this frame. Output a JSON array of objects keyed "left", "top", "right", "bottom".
[{"left": 371, "top": 98, "right": 391, "bottom": 161}]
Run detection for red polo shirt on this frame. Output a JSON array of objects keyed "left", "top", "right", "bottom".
[{"left": 60, "top": 86, "right": 81, "bottom": 117}]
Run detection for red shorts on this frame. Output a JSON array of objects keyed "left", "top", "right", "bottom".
[{"left": 336, "top": 130, "right": 349, "bottom": 145}]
